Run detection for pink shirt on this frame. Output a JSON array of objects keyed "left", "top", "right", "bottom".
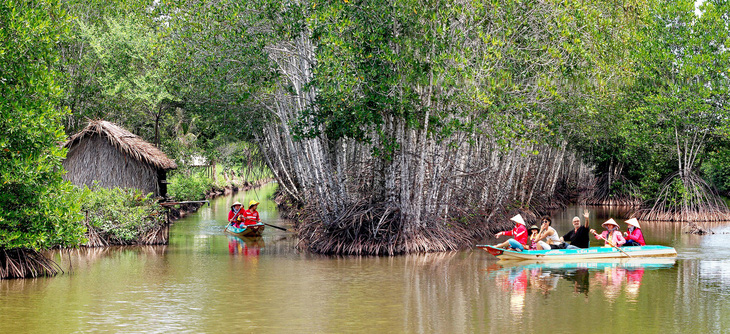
[{"left": 595, "top": 230, "right": 626, "bottom": 247}]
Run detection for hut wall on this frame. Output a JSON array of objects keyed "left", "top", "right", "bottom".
[{"left": 63, "top": 135, "right": 160, "bottom": 195}]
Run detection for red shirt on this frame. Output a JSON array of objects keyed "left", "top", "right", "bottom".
[
  {"left": 503, "top": 224, "right": 528, "bottom": 245},
  {"left": 228, "top": 210, "right": 243, "bottom": 222},
  {"left": 228, "top": 209, "right": 244, "bottom": 227},
  {"left": 625, "top": 227, "right": 646, "bottom": 246},
  {"left": 242, "top": 209, "right": 260, "bottom": 226}
]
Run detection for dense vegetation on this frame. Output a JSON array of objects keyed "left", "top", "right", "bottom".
[
  {"left": 78, "top": 185, "right": 167, "bottom": 246},
  {"left": 2, "top": 0, "right": 730, "bottom": 264}
]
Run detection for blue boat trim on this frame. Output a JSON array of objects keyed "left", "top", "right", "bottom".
[
  {"left": 476, "top": 244, "right": 678, "bottom": 260},
  {"left": 225, "top": 223, "right": 265, "bottom": 234}
]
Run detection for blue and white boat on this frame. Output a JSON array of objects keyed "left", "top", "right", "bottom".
[
  {"left": 477, "top": 244, "right": 677, "bottom": 261},
  {"left": 224, "top": 222, "right": 265, "bottom": 237}
]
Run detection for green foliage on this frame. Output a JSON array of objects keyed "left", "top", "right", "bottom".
[
  {"left": 572, "top": 0, "right": 730, "bottom": 201},
  {"left": 47, "top": 0, "right": 730, "bottom": 213},
  {"left": 701, "top": 148, "right": 730, "bottom": 195},
  {"left": 76, "top": 15, "right": 177, "bottom": 145},
  {"left": 214, "top": 141, "right": 271, "bottom": 179},
  {"left": 295, "top": 0, "right": 649, "bottom": 155},
  {"left": 161, "top": 0, "right": 277, "bottom": 143},
  {"left": 0, "top": 0, "right": 87, "bottom": 250},
  {"left": 167, "top": 170, "right": 214, "bottom": 201},
  {"left": 77, "top": 186, "right": 165, "bottom": 242}
]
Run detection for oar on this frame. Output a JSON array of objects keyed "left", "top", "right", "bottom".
[
  {"left": 224, "top": 207, "right": 244, "bottom": 231},
  {"left": 592, "top": 231, "right": 632, "bottom": 258},
  {"left": 263, "top": 222, "right": 289, "bottom": 232}
]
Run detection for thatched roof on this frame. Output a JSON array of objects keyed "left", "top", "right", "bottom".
[{"left": 65, "top": 120, "right": 177, "bottom": 170}]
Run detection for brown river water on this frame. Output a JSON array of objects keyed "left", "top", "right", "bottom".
[{"left": 2, "top": 183, "right": 730, "bottom": 333}]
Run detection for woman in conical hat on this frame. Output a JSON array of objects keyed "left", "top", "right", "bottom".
[
  {"left": 493, "top": 214, "right": 529, "bottom": 251},
  {"left": 623, "top": 218, "right": 645, "bottom": 246},
  {"left": 590, "top": 218, "right": 626, "bottom": 247},
  {"left": 228, "top": 201, "right": 244, "bottom": 228}
]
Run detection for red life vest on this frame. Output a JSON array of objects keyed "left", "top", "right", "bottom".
[{"left": 242, "top": 210, "right": 260, "bottom": 226}]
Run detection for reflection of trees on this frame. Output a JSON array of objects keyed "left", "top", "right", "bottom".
[
  {"left": 562, "top": 269, "right": 590, "bottom": 295},
  {"left": 46, "top": 246, "right": 168, "bottom": 273},
  {"left": 401, "top": 251, "right": 487, "bottom": 333},
  {"left": 0, "top": 276, "right": 52, "bottom": 293}
]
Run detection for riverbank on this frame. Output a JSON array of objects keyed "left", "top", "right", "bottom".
[
  {"left": 167, "top": 178, "right": 274, "bottom": 220},
  {"left": 82, "top": 178, "right": 275, "bottom": 247}
]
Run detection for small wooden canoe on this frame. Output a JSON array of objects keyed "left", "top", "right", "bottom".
[
  {"left": 476, "top": 244, "right": 677, "bottom": 261},
  {"left": 225, "top": 223, "right": 265, "bottom": 237}
]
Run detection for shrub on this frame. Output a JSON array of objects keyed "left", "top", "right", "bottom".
[
  {"left": 77, "top": 185, "right": 165, "bottom": 244},
  {"left": 167, "top": 169, "right": 214, "bottom": 201}
]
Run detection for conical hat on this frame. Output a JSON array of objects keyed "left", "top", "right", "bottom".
[
  {"left": 602, "top": 218, "right": 619, "bottom": 228},
  {"left": 625, "top": 218, "right": 641, "bottom": 228},
  {"left": 510, "top": 214, "right": 526, "bottom": 225}
]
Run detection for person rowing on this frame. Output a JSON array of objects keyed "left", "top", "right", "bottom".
[
  {"left": 590, "top": 218, "right": 626, "bottom": 248},
  {"left": 228, "top": 202, "right": 244, "bottom": 228},
  {"left": 493, "top": 214, "right": 528, "bottom": 251}
]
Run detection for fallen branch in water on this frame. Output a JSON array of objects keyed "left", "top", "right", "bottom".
[{"left": 682, "top": 221, "right": 714, "bottom": 235}]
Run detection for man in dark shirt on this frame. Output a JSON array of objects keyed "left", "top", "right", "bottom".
[{"left": 561, "top": 210, "right": 590, "bottom": 248}]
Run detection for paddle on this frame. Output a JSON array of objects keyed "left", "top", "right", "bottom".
[
  {"left": 591, "top": 231, "right": 632, "bottom": 258},
  {"left": 262, "top": 222, "right": 289, "bottom": 232},
  {"left": 225, "top": 207, "right": 244, "bottom": 231}
]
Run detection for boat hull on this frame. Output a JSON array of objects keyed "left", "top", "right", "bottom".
[
  {"left": 496, "top": 257, "right": 676, "bottom": 270},
  {"left": 225, "top": 223, "right": 265, "bottom": 237},
  {"left": 476, "top": 245, "right": 677, "bottom": 261}
]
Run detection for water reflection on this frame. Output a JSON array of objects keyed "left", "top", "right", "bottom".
[
  {"left": 9, "top": 198, "right": 730, "bottom": 332},
  {"left": 487, "top": 258, "right": 675, "bottom": 308},
  {"left": 227, "top": 235, "right": 264, "bottom": 257}
]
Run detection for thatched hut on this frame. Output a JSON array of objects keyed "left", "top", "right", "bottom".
[{"left": 63, "top": 120, "right": 177, "bottom": 197}]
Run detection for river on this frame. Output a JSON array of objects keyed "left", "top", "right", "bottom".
[{"left": 2, "top": 183, "right": 730, "bottom": 333}]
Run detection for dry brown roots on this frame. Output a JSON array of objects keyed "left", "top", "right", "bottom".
[
  {"left": 84, "top": 220, "right": 169, "bottom": 247},
  {"left": 635, "top": 172, "right": 730, "bottom": 222},
  {"left": 1, "top": 248, "right": 62, "bottom": 279},
  {"left": 582, "top": 174, "right": 642, "bottom": 207},
  {"left": 297, "top": 201, "right": 478, "bottom": 255}
]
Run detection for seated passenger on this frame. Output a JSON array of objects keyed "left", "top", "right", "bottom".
[
  {"left": 561, "top": 210, "right": 591, "bottom": 249},
  {"left": 493, "top": 214, "right": 528, "bottom": 251},
  {"left": 623, "top": 218, "right": 646, "bottom": 246},
  {"left": 590, "top": 218, "right": 626, "bottom": 247},
  {"left": 528, "top": 225, "right": 541, "bottom": 250},
  {"left": 536, "top": 216, "right": 563, "bottom": 250}
]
